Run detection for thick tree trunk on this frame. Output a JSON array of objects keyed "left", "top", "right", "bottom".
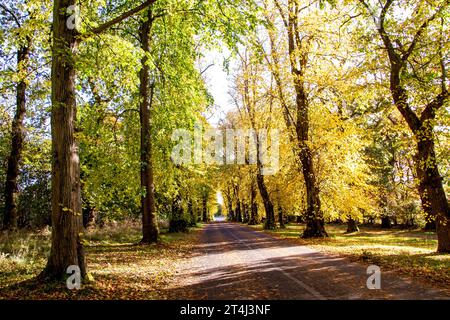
[
  {"left": 139, "top": 9, "right": 159, "bottom": 243},
  {"left": 41, "top": 0, "right": 86, "bottom": 280},
  {"left": 284, "top": 1, "right": 326, "bottom": 238},
  {"left": 41, "top": 0, "right": 158, "bottom": 280},
  {"left": 298, "top": 147, "right": 327, "bottom": 237},
  {"left": 415, "top": 135, "right": 450, "bottom": 252},
  {"left": 390, "top": 85, "right": 449, "bottom": 251},
  {"left": 297, "top": 125, "right": 327, "bottom": 238},
  {"left": 255, "top": 173, "right": 275, "bottom": 230},
  {"left": 248, "top": 179, "right": 259, "bottom": 225},
  {"left": 202, "top": 195, "right": 208, "bottom": 223},
  {"left": 3, "top": 40, "right": 31, "bottom": 231},
  {"left": 381, "top": 215, "right": 391, "bottom": 229},
  {"left": 423, "top": 218, "right": 436, "bottom": 231},
  {"left": 82, "top": 197, "right": 97, "bottom": 229},
  {"left": 346, "top": 218, "right": 359, "bottom": 233},
  {"left": 253, "top": 138, "right": 275, "bottom": 229},
  {"left": 227, "top": 200, "right": 234, "bottom": 221},
  {"left": 278, "top": 204, "right": 285, "bottom": 229},
  {"left": 235, "top": 198, "right": 242, "bottom": 222},
  {"left": 187, "top": 199, "right": 196, "bottom": 226},
  {"left": 242, "top": 203, "right": 249, "bottom": 223},
  {"left": 224, "top": 188, "right": 234, "bottom": 221},
  {"left": 375, "top": 17, "right": 450, "bottom": 251},
  {"left": 169, "top": 193, "right": 188, "bottom": 233}
]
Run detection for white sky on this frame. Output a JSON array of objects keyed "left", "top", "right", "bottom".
[
  {"left": 199, "top": 48, "right": 236, "bottom": 126},
  {"left": 216, "top": 191, "right": 224, "bottom": 205}
]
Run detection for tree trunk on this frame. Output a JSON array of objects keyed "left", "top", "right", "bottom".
[
  {"left": 297, "top": 125, "right": 327, "bottom": 238},
  {"left": 226, "top": 199, "right": 234, "bottom": 221},
  {"left": 381, "top": 215, "right": 391, "bottom": 229},
  {"left": 41, "top": 0, "right": 86, "bottom": 280},
  {"left": 82, "top": 200, "right": 97, "bottom": 229},
  {"left": 202, "top": 195, "right": 208, "bottom": 223},
  {"left": 40, "top": 0, "right": 158, "bottom": 280},
  {"left": 255, "top": 172, "right": 275, "bottom": 230},
  {"left": 236, "top": 198, "right": 242, "bottom": 222},
  {"left": 346, "top": 218, "right": 359, "bottom": 233},
  {"left": 375, "top": 13, "right": 450, "bottom": 251},
  {"left": 278, "top": 204, "right": 285, "bottom": 229},
  {"left": 242, "top": 203, "right": 249, "bottom": 223},
  {"left": 415, "top": 134, "right": 450, "bottom": 252},
  {"left": 423, "top": 218, "right": 436, "bottom": 231},
  {"left": 248, "top": 179, "right": 259, "bottom": 225},
  {"left": 169, "top": 193, "right": 188, "bottom": 233},
  {"left": 253, "top": 138, "right": 275, "bottom": 229},
  {"left": 187, "top": 198, "right": 196, "bottom": 226},
  {"left": 285, "top": 1, "right": 326, "bottom": 238},
  {"left": 3, "top": 39, "right": 31, "bottom": 231},
  {"left": 139, "top": 9, "right": 159, "bottom": 244}
]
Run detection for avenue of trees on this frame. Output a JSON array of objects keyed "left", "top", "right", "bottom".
[{"left": 0, "top": 0, "right": 449, "bottom": 281}]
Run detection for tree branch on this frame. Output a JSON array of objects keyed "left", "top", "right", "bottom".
[
  {"left": 88, "top": 0, "right": 158, "bottom": 36},
  {"left": 420, "top": 91, "right": 449, "bottom": 122},
  {"left": 0, "top": 4, "right": 21, "bottom": 27},
  {"left": 402, "top": 3, "right": 448, "bottom": 62}
]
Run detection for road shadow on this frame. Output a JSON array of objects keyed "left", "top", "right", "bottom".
[{"left": 162, "top": 223, "right": 450, "bottom": 300}]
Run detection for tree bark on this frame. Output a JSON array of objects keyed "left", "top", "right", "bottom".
[
  {"left": 139, "top": 9, "right": 159, "bottom": 243},
  {"left": 255, "top": 171, "right": 275, "bottom": 230},
  {"left": 242, "top": 203, "right": 249, "bottom": 223},
  {"left": 187, "top": 198, "right": 196, "bottom": 226},
  {"left": 278, "top": 204, "right": 285, "bottom": 229},
  {"left": 423, "top": 217, "right": 436, "bottom": 231},
  {"left": 202, "top": 194, "right": 209, "bottom": 223},
  {"left": 3, "top": 38, "right": 31, "bottom": 231},
  {"left": 381, "top": 215, "right": 392, "bottom": 229},
  {"left": 368, "top": 0, "right": 450, "bottom": 251},
  {"left": 415, "top": 134, "right": 450, "bottom": 251},
  {"left": 235, "top": 197, "right": 242, "bottom": 222},
  {"left": 248, "top": 179, "right": 259, "bottom": 225},
  {"left": 82, "top": 198, "right": 97, "bottom": 229},
  {"left": 41, "top": 0, "right": 86, "bottom": 280},
  {"left": 240, "top": 53, "right": 276, "bottom": 230},
  {"left": 225, "top": 194, "right": 234, "bottom": 222},
  {"left": 40, "top": 0, "right": 159, "bottom": 280},
  {"left": 346, "top": 218, "right": 359, "bottom": 233},
  {"left": 276, "top": 0, "right": 327, "bottom": 238}
]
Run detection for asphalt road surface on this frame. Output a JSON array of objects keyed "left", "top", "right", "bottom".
[{"left": 166, "top": 222, "right": 450, "bottom": 300}]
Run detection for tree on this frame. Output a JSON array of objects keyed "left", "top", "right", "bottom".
[
  {"left": 237, "top": 51, "right": 276, "bottom": 230},
  {"left": 260, "top": 0, "right": 328, "bottom": 237},
  {"left": 1, "top": 3, "right": 32, "bottom": 230},
  {"left": 42, "top": 0, "right": 158, "bottom": 280},
  {"left": 358, "top": 0, "right": 450, "bottom": 252},
  {"left": 138, "top": 7, "right": 159, "bottom": 243}
]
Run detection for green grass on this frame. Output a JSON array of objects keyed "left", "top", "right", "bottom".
[
  {"left": 249, "top": 223, "right": 450, "bottom": 286},
  {"left": 0, "top": 221, "right": 204, "bottom": 299}
]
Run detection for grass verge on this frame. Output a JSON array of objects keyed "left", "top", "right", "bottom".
[
  {"left": 248, "top": 223, "right": 450, "bottom": 287},
  {"left": 0, "top": 222, "right": 204, "bottom": 299}
]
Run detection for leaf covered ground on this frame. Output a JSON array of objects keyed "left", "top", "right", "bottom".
[
  {"left": 0, "top": 222, "right": 203, "bottom": 299},
  {"left": 249, "top": 223, "right": 450, "bottom": 288}
]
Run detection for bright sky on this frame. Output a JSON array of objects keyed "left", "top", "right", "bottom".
[
  {"left": 216, "top": 191, "right": 224, "bottom": 206},
  {"left": 199, "top": 48, "right": 235, "bottom": 126}
]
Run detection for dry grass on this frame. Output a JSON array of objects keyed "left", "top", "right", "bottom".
[{"left": 0, "top": 222, "right": 203, "bottom": 299}]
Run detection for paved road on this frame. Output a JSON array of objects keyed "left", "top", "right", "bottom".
[{"left": 166, "top": 222, "right": 449, "bottom": 300}]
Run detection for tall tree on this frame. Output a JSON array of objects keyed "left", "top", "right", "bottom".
[
  {"left": 1, "top": 3, "right": 32, "bottom": 230},
  {"left": 42, "top": 0, "right": 157, "bottom": 280},
  {"left": 239, "top": 52, "right": 276, "bottom": 230},
  {"left": 358, "top": 0, "right": 450, "bottom": 252},
  {"left": 138, "top": 8, "right": 159, "bottom": 243},
  {"left": 248, "top": 175, "right": 259, "bottom": 225},
  {"left": 265, "top": 0, "right": 327, "bottom": 237}
]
